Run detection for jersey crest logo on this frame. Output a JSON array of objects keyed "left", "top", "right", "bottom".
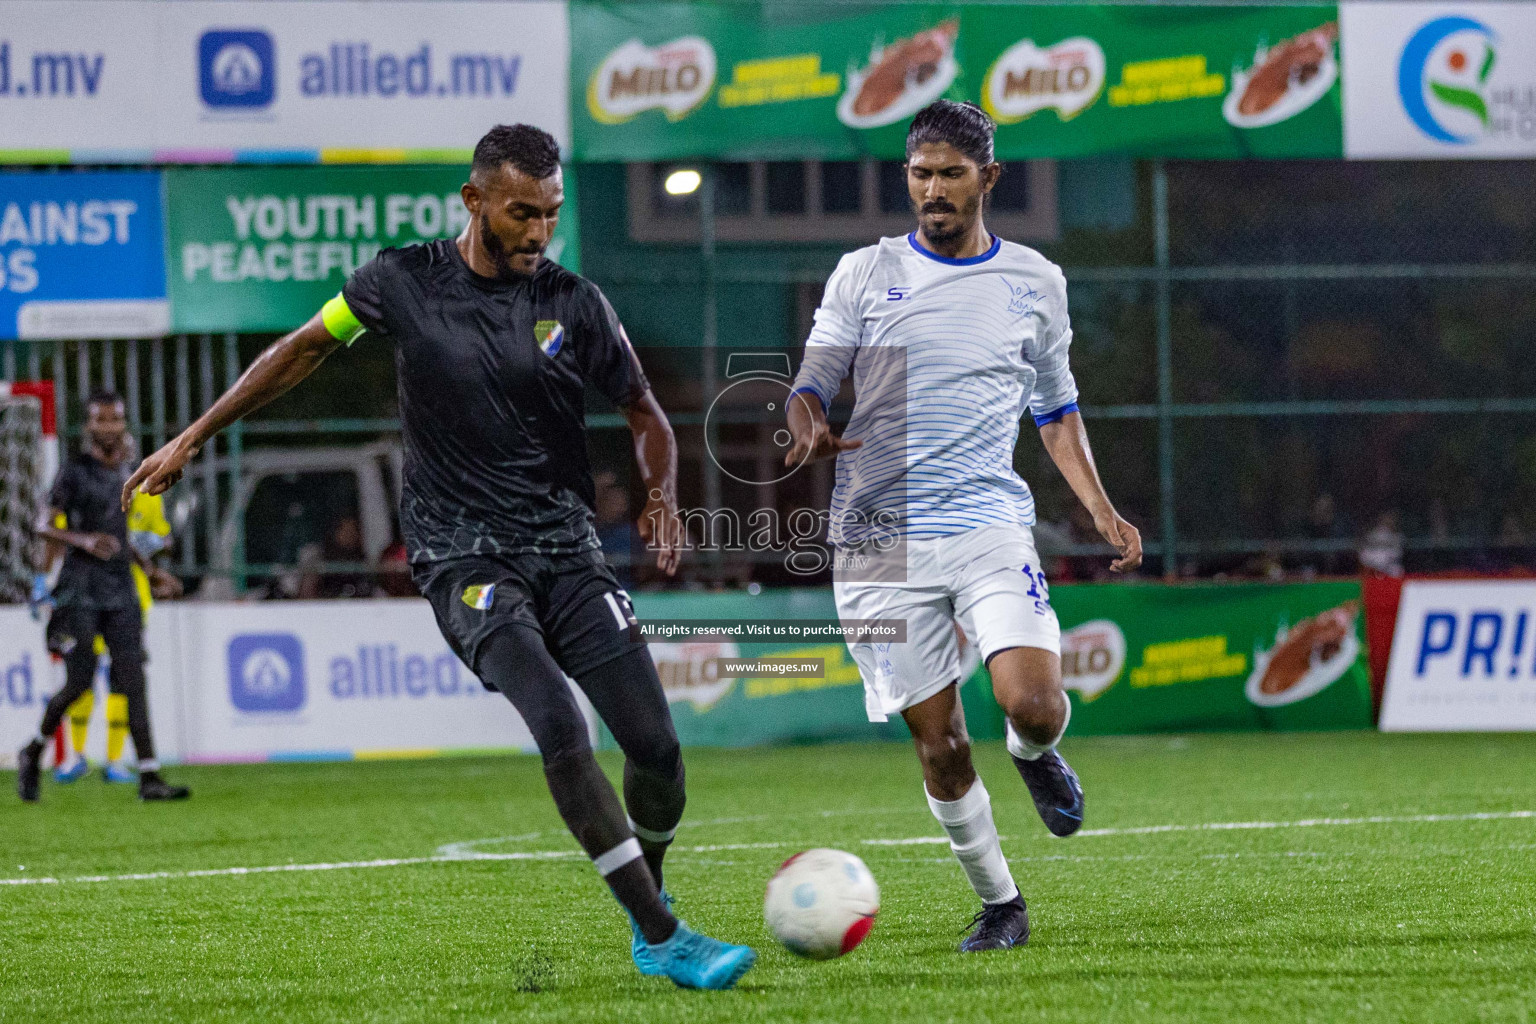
[
  {"left": 1004, "top": 278, "right": 1043, "bottom": 317},
  {"left": 535, "top": 319, "right": 565, "bottom": 357},
  {"left": 886, "top": 287, "right": 911, "bottom": 301},
  {"left": 461, "top": 583, "right": 496, "bottom": 610}
]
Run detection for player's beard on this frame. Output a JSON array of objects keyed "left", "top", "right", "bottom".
[
  {"left": 88, "top": 429, "right": 128, "bottom": 465},
  {"left": 480, "top": 214, "right": 543, "bottom": 280},
  {"left": 917, "top": 193, "right": 981, "bottom": 246}
]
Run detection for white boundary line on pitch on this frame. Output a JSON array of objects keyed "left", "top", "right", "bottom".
[
  {"left": 3, "top": 810, "right": 1529, "bottom": 889},
  {"left": 1071, "top": 809, "right": 1535, "bottom": 837}
]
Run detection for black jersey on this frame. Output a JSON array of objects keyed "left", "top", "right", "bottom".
[
  {"left": 49, "top": 452, "right": 137, "bottom": 609},
  {"left": 341, "top": 240, "right": 649, "bottom": 564}
]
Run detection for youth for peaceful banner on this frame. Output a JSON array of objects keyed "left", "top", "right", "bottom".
[
  {"left": 166, "top": 165, "right": 580, "bottom": 333},
  {"left": 571, "top": 2, "right": 1343, "bottom": 161}
]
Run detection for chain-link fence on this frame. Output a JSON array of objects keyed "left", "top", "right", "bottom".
[{"left": 3, "top": 157, "right": 1532, "bottom": 593}]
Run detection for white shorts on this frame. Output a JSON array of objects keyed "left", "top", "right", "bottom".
[{"left": 833, "top": 523, "right": 1061, "bottom": 722}]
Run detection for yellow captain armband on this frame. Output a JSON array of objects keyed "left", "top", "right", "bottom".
[{"left": 321, "top": 293, "right": 367, "bottom": 345}]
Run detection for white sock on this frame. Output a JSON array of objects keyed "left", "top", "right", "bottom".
[
  {"left": 1006, "top": 694, "right": 1071, "bottom": 761},
  {"left": 137, "top": 758, "right": 160, "bottom": 773},
  {"left": 925, "top": 777, "right": 1019, "bottom": 905}
]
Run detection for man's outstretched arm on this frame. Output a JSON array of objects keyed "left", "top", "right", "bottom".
[
  {"left": 122, "top": 313, "right": 343, "bottom": 509},
  {"left": 1037, "top": 410, "right": 1142, "bottom": 573},
  {"left": 623, "top": 389, "right": 682, "bottom": 577}
]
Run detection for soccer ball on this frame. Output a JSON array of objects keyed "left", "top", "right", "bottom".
[{"left": 764, "top": 848, "right": 880, "bottom": 959}]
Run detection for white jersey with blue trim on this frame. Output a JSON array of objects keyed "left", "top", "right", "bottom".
[{"left": 792, "top": 232, "right": 1079, "bottom": 545}]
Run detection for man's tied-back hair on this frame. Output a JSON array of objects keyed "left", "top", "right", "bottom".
[
  {"left": 473, "top": 123, "right": 562, "bottom": 180},
  {"left": 906, "top": 100, "right": 997, "bottom": 167}
]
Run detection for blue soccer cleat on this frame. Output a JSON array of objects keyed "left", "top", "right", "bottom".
[
  {"left": 1011, "top": 747, "right": 1085, "bottom": 837},
  {"left": 103, "top": 762, "right": 136, "bottom": 784},
  {"left": 53, "top": 758, "right": 90, "bottom": 784},
  {"left": 646, "top": 921, "right": 756, "bottom": 990},
  {"left": 629, "top": 890, "right": 675, "bottom": 976}
]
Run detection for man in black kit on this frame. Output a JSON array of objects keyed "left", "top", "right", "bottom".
[
  {"left": 16, "top": 390, "right": 189, "bottom": 803},
  {"left": 124, "top": 125, "right": 756, "bottom": 991}
]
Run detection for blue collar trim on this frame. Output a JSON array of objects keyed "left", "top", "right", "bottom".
[{"left": 908, "top": 232, "right": 1001, "bottom": 266}]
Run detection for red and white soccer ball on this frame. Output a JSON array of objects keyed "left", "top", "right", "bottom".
[{"left": 764, "top": 848, "right": 880, "bottom": 960}]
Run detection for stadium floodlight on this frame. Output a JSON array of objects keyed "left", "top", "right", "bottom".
[{"left": 664, "top": 168, "right": 702, "bottom": 196}]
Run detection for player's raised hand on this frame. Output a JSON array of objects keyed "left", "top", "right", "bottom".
[
  {"left": 122, "top": 438, "right": 198, "bottom": 510},
  {"left": 638, "top": 487, "right": 684, "bottom": 577},
  {"left": 1094, "top": 510, "right": 1143, "bottom": 573},
  {"left": 784, "top": 391, "right": 861, "bottom": 467}
]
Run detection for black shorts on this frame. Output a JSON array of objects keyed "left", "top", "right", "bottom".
[{"left": 413, "top": 548, "right": 644, "bottom": 682}]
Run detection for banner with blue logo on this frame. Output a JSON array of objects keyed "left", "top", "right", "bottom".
[
  {"left": 0, "top": 171, "right": 168, "bottom": 340},
  {"left": 1381, "top": 580, "right": 1536, "bottom": 731},
  {"left": 0, "top": 1, "right": 571, "bottom": 164},
  {"left": 1343, "top": 1, "right": 1536, "bottom": 158},
  {"left": 155, "top": 0, "right": 571, "bottom": 160}
]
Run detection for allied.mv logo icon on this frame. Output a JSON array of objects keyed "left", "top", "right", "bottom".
[
  {"left": 228, "top": 633, "right": 306, "bottom": 712},
  {"left": 199, "top": 29, "right": 276, "bottom": 109}
]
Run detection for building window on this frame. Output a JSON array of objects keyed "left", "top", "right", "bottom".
[
  {"left": 765, "top": 162, "right": 807, "bottom": 215},
  {"left": 820, "top": 162, "right": 863, "bottom": 214},
  {"left": 877, "top": 161, "right": 910, "bottom": 215},
  {"left": 627, "top": 159, "right": 1058, "bottom": 244}
]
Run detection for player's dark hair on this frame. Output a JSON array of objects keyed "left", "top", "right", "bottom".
[
  {"left": 86, "top": 388, "right": 123, "bottom": 410},
  {"left": 906, "top": 100, "right": 996, "bottom": 167},
  {"left": 472, "top": 123, "right": 561, "bottom": 180}
]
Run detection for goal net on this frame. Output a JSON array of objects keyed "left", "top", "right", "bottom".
[{"left": 0, "top": 394, "right": 42, "bottom": 604}]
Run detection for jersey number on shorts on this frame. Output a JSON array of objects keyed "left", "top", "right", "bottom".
[
  {"left": 1021, "top": 564, "right": 1051, "bottom": 615},
  {"left": 603, "top": 590, "right": 638, "bottom": 631}
]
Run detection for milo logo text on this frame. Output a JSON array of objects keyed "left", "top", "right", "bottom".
[{"left": 588, "top": 37, "right": 717, "bottom": 124}]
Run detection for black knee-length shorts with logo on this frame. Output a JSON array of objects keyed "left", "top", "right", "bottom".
[{"left": 413, "top": 547, "right": 644, "bottom": 684}]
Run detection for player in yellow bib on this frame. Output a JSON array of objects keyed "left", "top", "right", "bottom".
[{"left": 49, "top": 483, "right": 181, "bottom": 783}]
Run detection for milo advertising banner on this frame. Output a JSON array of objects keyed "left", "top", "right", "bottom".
[
  {"left": 622, "top": 587, "right": 1005, "bottom": 749},
  {"left": 1052, "top": 581, "right": 1372, "bottom": 734},
  {"left": 623, "top": 581, "right": 1371, "bottom": 750},
  {"left": 166, "top": 165, "right": 579, "bottom": 333},
  {"left": 571, "top": 2, "right": 1343, "bottom": 161}
]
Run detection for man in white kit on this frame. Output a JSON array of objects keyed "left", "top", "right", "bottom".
[{"left": 784, "top": 101, "right": 1142, "bottom": 951}]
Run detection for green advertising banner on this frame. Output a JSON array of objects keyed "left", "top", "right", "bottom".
[
  {"left": 166, "top": 165, "right": 580, "bottom": 333},
  {"left": 625, "top": 580, "right": 1371, "bottom": 750},
  {"left": 624, "top": 587, "right": 1004, "bottom": 749},
  {"left": 571, "top": 2, "right": 1342, "bottom": 161},
  {"left": 1047, "top": 580, "right": 1371, "bottom": 734}
]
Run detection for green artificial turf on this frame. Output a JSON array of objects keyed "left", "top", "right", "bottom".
[{"left": 3, "top": 732, "right": 1535, "bottom": 1023}]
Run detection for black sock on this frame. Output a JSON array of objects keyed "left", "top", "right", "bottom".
[
  {"left": 542, "top": 751, "right": 678, "bottom": 945},
  {"left": 638, "top": 838, "right": 672, "bottom": 892},
  {"left": 605, "top": 860, "right": 679, "bottom": 945},
  {"left": 475, "top": 628, "right": 680, "bottom": 945},
  {"left": 624, "top": 759, "right": 685, "bottom": 891}
]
